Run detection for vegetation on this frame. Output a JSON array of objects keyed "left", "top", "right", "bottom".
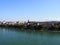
[{"left": 0, "top": 22, "right": 60, "bottom": 31}]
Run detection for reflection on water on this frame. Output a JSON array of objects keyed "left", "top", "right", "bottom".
[{"left": 0, "top": 27, "right": 60, "bottom": 45}]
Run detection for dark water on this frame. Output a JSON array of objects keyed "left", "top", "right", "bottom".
[{"left": 0, "top": 27, "right": 60, "bottom": 45}]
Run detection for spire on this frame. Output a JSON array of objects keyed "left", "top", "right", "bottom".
[{"left": 28, "top": 20, "right": 30, "bottom": 23}]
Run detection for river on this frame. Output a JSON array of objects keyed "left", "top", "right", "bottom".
[{"left": 0, "top": 27, "right": 60, "bottom": 45}]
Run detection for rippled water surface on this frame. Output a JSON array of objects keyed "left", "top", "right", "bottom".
[{"left": 0, "top": 27, "right": 60, "bottom": 45}]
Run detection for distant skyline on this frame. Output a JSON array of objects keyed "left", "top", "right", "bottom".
[{"left": 0, "top": 0, "right": 60, "bottom": 21}]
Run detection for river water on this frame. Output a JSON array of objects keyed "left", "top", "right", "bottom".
[{"left": 0, "top": 27, "right": 60, "bottom": 45}]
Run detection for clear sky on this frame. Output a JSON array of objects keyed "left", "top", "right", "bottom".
[{"left": 0, "top": 0, "right": 60, "bottom": 21}]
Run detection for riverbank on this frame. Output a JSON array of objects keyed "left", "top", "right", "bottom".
[{"left": 0, "top": 21, "right": 60, "bottom": 31}]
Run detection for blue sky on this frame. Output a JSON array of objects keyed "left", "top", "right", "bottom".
[{"left": 0, "top": 0, "right": 60, "bottom": 21}]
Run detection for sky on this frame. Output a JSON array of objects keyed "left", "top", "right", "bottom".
[{"left": 0, "top": 0, "right": 60, "bottom": 21}]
